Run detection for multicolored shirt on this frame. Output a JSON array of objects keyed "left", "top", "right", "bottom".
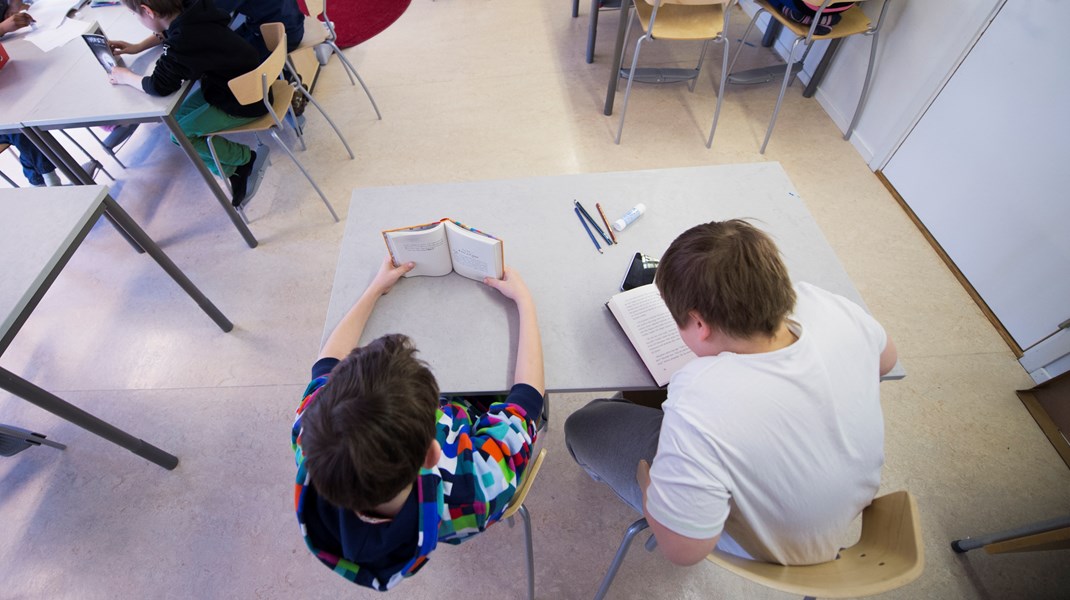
[{"left": 293, "top": 359, "right": 543, "bottom": 590}]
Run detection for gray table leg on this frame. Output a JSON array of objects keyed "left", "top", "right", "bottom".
[
  {"left": 102, "top": 195, "right": 234, "bottom": 333},
  {"left": 603, "top": 0, "right": 632, "bottom": 115},
  {"left": 803, "top": 37, "right": 841, "bottom": 98},
  {"left": 161, "top": 116, "right": 258, "bottom": 249},
  {"left": 23, "top": 126, "right": 145, "bottom": 254},
  {"left": 0, "top": 366, "right": 179, "bottom": 470}
]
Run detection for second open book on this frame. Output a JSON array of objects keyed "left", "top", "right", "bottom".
[
  {"left": 607, "top": 284, "right": 697, "bottom": 387},
  {"left": 383, "top": 219, "right": 504, "bottom": 281}
]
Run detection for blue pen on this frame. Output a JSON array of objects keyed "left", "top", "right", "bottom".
[
  {"left": 574, "top": 200, "right": 613, "bottom": 246},
  {"left": 575, "top": 206, "right": 603, "bottom": 254}
]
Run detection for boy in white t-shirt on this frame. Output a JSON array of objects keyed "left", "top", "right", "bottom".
[{"left": 565, "top": 219, "right": 898, "bottom": 567}]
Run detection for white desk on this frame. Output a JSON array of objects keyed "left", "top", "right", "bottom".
[
  {"left": 323, "top": 163, "right": 903, "bottom": 394},
  {"left": 0, "top": 185, "right": 232, "bottom": 469},
  {"left": 0, "top": 1, "right": 259, "bottom": 247}
]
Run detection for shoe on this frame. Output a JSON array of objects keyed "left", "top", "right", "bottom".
[
  {"left": 41, "top": 170, "right": 63, "bottom": 186},
  {"left": 290, "top": 88, "right": 308, "bottom": 117},
  {"left": 102, "top": 124, "right": 138, "bottom": 150},
  {"left": 229, "top": 150, "right": 256, "bottom": 207},
  {"left": 242, "top": 145, "right": 271, "bottom": 208}
]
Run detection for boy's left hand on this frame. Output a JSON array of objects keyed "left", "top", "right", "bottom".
[
  {"left": 108, "top": 66, "right": 141, "bottom": 88},
  {"left": 368, "top": 255, "right": 414, "bottom": 297}
]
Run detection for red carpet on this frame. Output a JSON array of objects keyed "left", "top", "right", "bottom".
[{"left": 307, "top": 0, "right": 412, "bottom": 49}]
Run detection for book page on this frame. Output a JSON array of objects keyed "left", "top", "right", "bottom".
[
  {"left": 383, "top": 221, "right": 454, "bottom": 277},
  {"left": 443, "top": 220, "right": 504, "bottom": 281},
  {"left": 607, "top": 284, "right": 696, "bottom": 386}
]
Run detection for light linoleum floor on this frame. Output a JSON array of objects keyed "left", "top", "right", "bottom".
[{"left": 1, "top": 1, "right": 1067, "bottom": 599}]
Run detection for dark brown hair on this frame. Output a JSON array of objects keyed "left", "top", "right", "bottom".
[
  {"left": 300, "top": 334, "right": 440, "bottom": 513},
  {"left": 655, "top": 219, "right": 795, "bottom": 338},
  {"left": 120, "top": 0, "right": 183, "bottom": 18}
]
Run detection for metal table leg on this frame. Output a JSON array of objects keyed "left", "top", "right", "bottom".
[
  {"left": 0, "top": 366, "right": 179, "bottom": 470},
  {"left": 161, "top": 115, "right": 258, "bottom": 249},
  {"left": 603, "top": 0, "right": 632, "bottom": 115},
  {"left": 102, "top": 194, "right": 233, "bottom": 333},
  {"left": 23, "top": 126, "right": 145, "bottom": 254}
]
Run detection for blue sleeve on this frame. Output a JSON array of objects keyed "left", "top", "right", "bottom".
[{"left": 312, "top": 357, "right": 339, "bottom": 380}]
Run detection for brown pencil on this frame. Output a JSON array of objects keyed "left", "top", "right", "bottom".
[{"left": 596, "top": 203, "right": 617, "bottom": 244}]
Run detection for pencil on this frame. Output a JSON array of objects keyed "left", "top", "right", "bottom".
[
  {"left": 575, "top": 206, "right": 603, "bottom": 254},
  {"left": 595, "top": 202, "right": 617, "bottom": 244},
  {"left": 574, "top": 200, "right": 612, "bottom": 247}
]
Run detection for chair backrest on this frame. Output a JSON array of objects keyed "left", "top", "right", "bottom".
[
  {"left": 304, "top": 0, "right": 324, "bottom": 20},
  {"left": 501, "top": 448, "right": 547, "bottom": 520},
  {"left": 228, "top": 23, "right": 288, "bottom": 106},
  {"left": 705, "top": 491, "right": 924, "bottom": 598}
]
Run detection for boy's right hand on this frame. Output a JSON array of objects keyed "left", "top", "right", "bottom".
[{"left": 483, "top": 267, "right": 532, "bottom": 305}]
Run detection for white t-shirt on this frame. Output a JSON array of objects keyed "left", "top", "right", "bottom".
[{"left": 645, "top": 282, "right": 888, "bottom": 566}]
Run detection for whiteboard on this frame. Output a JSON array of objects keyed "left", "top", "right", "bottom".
[{"left": 883, "top": 0, "right": 1070, "bottom": 351}]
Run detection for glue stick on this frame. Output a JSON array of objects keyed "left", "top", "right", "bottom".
[{"left": 612, "top": 203, "right": 646, "bottom": 232}]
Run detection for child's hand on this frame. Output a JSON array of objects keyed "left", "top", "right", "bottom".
[
  {"left": 109, "top": 40, "right": 138, "bottom": 55},
  {"left": 483, "top": 267, "right": 532, "bottom": 305},
  {"left": 108, "top": 66, "right": 140, "bottom": 88},
  {"left": 368, "top": 255, "right": 414, "bottom": 296},
  {"left": 0, "top": 11, "right": 34, "bottom": 34}
]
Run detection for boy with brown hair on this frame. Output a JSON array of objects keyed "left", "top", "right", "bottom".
[
  {"left": 293, "top": 256, "right": 545, "bottom": 590},
  {"left": 566, "top": 219, "right": 897, "bottom": 567},
  {"left": 106, "top": 0, "right": 269, "bottom": 207}
]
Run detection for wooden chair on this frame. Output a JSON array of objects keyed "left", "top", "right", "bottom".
[
  {"left": 291, "top": 0, "right": 381, "bottom": 120},
  {"left": 595, "top": 491, "right": 924, "bottom": 600},
  {"left": 206, "top": 23, "right": 339, "bottom": 223},
  {"left": 728, "top": 0, "right": 891, "bottom": 153},
  {"left": 615, "top": 0, "right": 735, "bottom": 147},
  {"left": 498, "top": 448, "right": 548, "bottom": 600}
]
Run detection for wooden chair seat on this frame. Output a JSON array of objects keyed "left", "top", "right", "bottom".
[
  {"left": 706, "top": 491, "right": 925, "bottom": 598},
  {"left": 634, "top": 0, "right": 727, "bottom": 40},
  {"left": 211, "top": 80, "right": 295, "bottom": 136},
  {"left": 755, "top": 0, "right": 871, "bottom": 40},
  {"left": 298, "top": 14, "right": 329, "bottom": 48}
]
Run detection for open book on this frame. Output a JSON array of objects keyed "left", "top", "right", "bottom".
[
  {"left": 383, "top": 219, "right": 504, "bottom": 281},
  {"left": 607, "top": 284, "right": 697, "bottom": 387}
]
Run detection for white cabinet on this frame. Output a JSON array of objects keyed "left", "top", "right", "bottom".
[{"left": 882, "top": 0, "right": 1070, "bottom": 381}]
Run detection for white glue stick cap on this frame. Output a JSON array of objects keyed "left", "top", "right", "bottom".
[{"left": 612, "top": 203, "right": 646, "bottom": 232}]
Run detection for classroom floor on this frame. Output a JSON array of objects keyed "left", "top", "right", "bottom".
[{"left": 1, "top": 1, "right": 1067, "bottom": 599}]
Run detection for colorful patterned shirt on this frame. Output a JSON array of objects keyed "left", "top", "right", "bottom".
[{"left": 293, "top": 358, "right": 543, "bottom": 590}]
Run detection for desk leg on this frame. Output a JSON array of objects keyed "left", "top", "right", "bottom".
[
  {"left": 603, "top": 0, "right": 632, "bottom": 115},
  {"left": 102, "top": 195, "right": 234, "bottom": 333},
  {"left": 951, "top": 515, "right": 1070, "bottom": 553},
  {"left": 803, "top": 37, "right": 841, "bottom": 98},
  {"left": 0, "top": 366, "right": 179, "bottom": 470},
  {"left": 22, "top": 126, "right": 145, "bottom": 254},
  {"left": 161, "top": 116, "right": 258, "bottom": 249}
]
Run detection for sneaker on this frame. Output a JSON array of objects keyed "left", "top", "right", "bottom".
[
  {"left": 229, "top": 150, "right": 257, "bottom": 207},
  {"left": 243, "top": 145, "right": 271, "bottom": 207},
  {"left": 102, "top": 124, "right": 138, "bottom": 150}
]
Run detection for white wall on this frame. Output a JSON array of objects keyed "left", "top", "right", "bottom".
[{"left": 806, "top": 0, "right": 1003, "bottom": 168}]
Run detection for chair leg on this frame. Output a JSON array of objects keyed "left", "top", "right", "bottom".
[
  {"left": 615, "top": 31, "right": 648, "bottom": 145},
  {"left": 688, "top": 39, "right": 712, "bottom": 93},
  {"left": 269, "top": 129, "right": 339, "bottom": 223},
  {"left": 594, "top": 518, "right": 650, "bottom": 600},
  {"left": 59, "top": 130, "right": 115, "bottom": 181},
  {"left": 329, "top": 42, "right": 383, "bottom": 120},
  {"left": 518, "top": 504, "right": 535, "bottom": 600},
  {"left": 299, "top": 83, "right": 355, "bottom": 160},
  {"left": 0, "top": 169, "right": 18, "bottom": 187},
  {"left": 727, "top": 8, "right": 763, "bottom": 76},
  {"left": 760, "top": 36, "right": 803, "bottom": 154},
  {"left": 615, "top": 8, "right": 638, "bottom": 93},
  {"left": 83, "top": 128, "right": 126, "bottom": 169},
  {"left": 707, "top": 35, "right": 730, "bottom": 149},
  {"left": 844, "top": 31, "right": 881, "bottom": 141},
  {"left": 586, "top": 0, "right": 600, "bottom": 64}
]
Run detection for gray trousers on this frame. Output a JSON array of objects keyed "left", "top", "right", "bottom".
[{"left": 564, "top": 398, "right": 664, "bottom": 513}]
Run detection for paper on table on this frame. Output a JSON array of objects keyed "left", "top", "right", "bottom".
[
  {"left": 25, "top": 18, "right": 94, "bottom": 52},
  {"left": 26, "top": 0, "right": 75, "bottom": 30}
]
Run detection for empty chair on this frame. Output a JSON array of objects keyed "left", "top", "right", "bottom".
[
  {"left": 615, "top": 0, "right": 734, "bottom": 146},
  {"left": 206, "top": 23, "right": 339, "bottom": 222},
  {"left": 729, "top": 0, "right": 891, "bottom": 153}
]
